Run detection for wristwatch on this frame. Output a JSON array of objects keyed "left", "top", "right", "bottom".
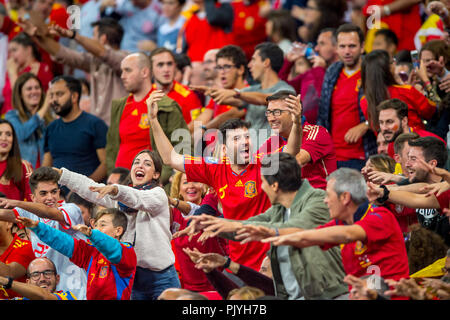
[
  {"left": 2, "top": 277, "right": 13, "bottom": 290},
  {"left": 233, "top": 88, "right": 241, "bottom": 98},
  {"left": 376, "top": 185, "right": 390, "bottom": 203}
]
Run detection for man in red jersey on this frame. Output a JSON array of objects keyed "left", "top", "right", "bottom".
[
  {"left": 106, "top": 52, "right": 188, "bottom": 184},
  {"left": 0, "top": 219, "right": 34, "bottom": 299},
  {"left": 263, "top": 168, "right": 410, "bottom": 292},
  {"left": 147, "top": 89, "right": 303, "bottom": 271},
  {"left": 149, "top": 47, "right": 203, "bottom": 133},
  {"left": 256, "top": 90, "right": 337, "bottom": 190},
  {"left": 317, "top": 24, "right": 373, "bottom": 172}
]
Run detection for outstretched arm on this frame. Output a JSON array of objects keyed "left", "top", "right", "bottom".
[
  {"left": 0, "top": 275, "right": 58, "bottom": 300},
  {"left": 0, "top": 198, "right": 66, "bottom": 224}
]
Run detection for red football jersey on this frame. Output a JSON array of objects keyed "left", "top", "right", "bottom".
[
  {"left": 0, "top": 235, "right": 35, "bottom": 299},
  {"left": 318, "top": 205, "right": 410, "bottom": 282},
  {"left": 184, "top": 155, "right": 271, "bottom": 270},
  {"left": 115, "top": 92, "right": 152, "bottom": 170},
  {"left": 330, "top": 69, "right": 365, "bottom": 161},
  {"left": 256, "top": 122, "right": 337, "bottom": 190}
]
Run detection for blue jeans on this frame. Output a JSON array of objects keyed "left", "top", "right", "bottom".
[
  {"left": 131, "top": 265, "right": 181, "bottom": 300},
  {"left": 337, "top": 159, "right": 366, "bottom": 172}
]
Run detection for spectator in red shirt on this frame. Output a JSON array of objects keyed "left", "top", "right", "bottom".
[
  {"left": 2, "top": 33, "right": 53, "bottom": 115},
  {"left": 256, "top": 90, "right": 337, "bottom": 190},
  {"left": 264, "top": 168, "right": 410, "bottom": 287},
  {"left": 148, "top": 47, "right": 203, "bottom": 133},
  {"left": 361, "top": 50, "right": 436, "bottom": 133},
  {"left": 0, "top": 218, "right": 35, "bottom": 299}
]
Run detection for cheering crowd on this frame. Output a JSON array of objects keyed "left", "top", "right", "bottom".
[{"left": 0, "top": 0, "right": 449, "bottom": 301}]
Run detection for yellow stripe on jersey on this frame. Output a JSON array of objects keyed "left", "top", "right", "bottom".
[{"left": 173, "top": 82, "right": 190, "bottom": 98}]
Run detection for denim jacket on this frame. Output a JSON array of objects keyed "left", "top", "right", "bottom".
[{"left": 5, "top": 110, "right": 46, "bottom": 168}]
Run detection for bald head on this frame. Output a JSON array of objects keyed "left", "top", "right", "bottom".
[{"left": 27, "top": 257, "right": 59, "bottom": 293}]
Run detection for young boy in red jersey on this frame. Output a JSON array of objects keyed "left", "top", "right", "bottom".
[{"left": 16, "top": 208, "right": 137, "bottom": 300}]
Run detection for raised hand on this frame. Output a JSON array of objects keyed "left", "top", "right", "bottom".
[
  {"left": 209, "top": 88, "right": 236, "bottom": 105},
  {"left": 48, "top": 24, "right": 74, "bottom": 38},
  {"left": 344, "top": 274, "right": 378, "bottom": 300},
  {"left": 366, "top": 181, "right": 384, "bottom": 202},
  {"left": 419, "top": 181, "right": 450, "bottom": 198},
  {"left": 284, "top": 94, "right": 302, "bottom": 125},
  {"left": 146, "top": 90, "right": 165, "bottom": 120}
]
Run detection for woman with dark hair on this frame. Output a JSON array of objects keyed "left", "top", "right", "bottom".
[
  {"left": 360, "top": 49, "right": 437, "bottom": 132},
  {"left": 54, "top": 149, "right": 181, "bottom": 300},
  {"left": 0, "top": 119, "right": 33, "bottom": 201},
  {"left": 265, "top": 9, "right": 297, "bottom": 55},
  {"left": 5, "top": 73, "right": 53, "bottom": 169},
  {"left": 2, "top": 33, "right": 53, "bottom": 115}
]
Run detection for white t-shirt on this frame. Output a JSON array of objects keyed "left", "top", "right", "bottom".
[{"left": 13, "top": 201, "right": 88, "bottom": 300}]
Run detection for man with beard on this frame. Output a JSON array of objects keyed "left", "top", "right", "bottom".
[
  {"left": 43, "top": 76, "right": 108, "bottom": 183},
  {"left": 377, "top": 99, "right": 444, "bottom": 160},
  {"left": 317, "top": 24, "right": 376, "bottom": 171},
  {"left": 0, "top": 257, "right": 77, "bottom": 300}
]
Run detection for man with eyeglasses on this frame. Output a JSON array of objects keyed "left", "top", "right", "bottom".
[
  {"left": 257, "top": 90, "right": 337, "bottom": 190},
  {"left": 0, "top": 219, "right": 35, "bottom": 299},
  {"left": 0, "top": 257, "right": 77, "bottom": 300},
  {"left": 193, "top": 45, "right": 248, "bottom": 130}
]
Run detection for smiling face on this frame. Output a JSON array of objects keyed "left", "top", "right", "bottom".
[
  {"left": 405, "top": 146, "right": 430, "bottom": 183},
  {"left": 266, "top": 99, "right": 292, "bottom": 138},
  {"left": 27, "top": 258, "right": 59, "bottom": 293},
  {"left": 130, "top": 152, "right": 160, "bottom": 186},
  {"left": 179, "top": 173, "right": 204, "bottom": 204},
  {"left": 0, "top": 123, "right": 14, "bottom": 156},
  {"left": 8, "top": 42, "right": 31, "bottom": 69},
  {"left": 31, "top": 181, "right": 61, "bottom": 208},
  {"left": 21, "top": 77, "right": 43, "bottom": 112},
  {"left": 94, "top": 213, "right": 123, "bottom": 239}
]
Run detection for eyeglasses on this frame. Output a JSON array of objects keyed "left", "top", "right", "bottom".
[
  {"left": 28, "top": 270, "right": 56, "bottom": 280},
  {"left": 215, "top": 64, "right": 236, "bottom": 72},
  {"left": 265, "top": 109, "right": 289, "bottom": 117}
]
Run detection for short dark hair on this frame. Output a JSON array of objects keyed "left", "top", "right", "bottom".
[
  {"left": 393, "top": 132, "right": 420, "bottom": 155},
  {"left": 132, "top": 150, "right": 163, "bottom": 184},
  {"left": 11, "top": 32, "right": 41, "bottom": 61},
  {"left": 376, "top": 98, "right": 408, "bottom": 121},
  {"left": 50, "top": 76, "right": 82, "bottom": 104},
  {"left": 254, "top": 42, "right": 284, "bottom": 73},
  {"left": 91, "top": 18, "right": 124, "bottom": 48},
  {"left": 408, "top": 137, "right": 448, "bottom": 168},
  {"left": 334, "top": 23, "right": 364, "bottom": 45},
  {"left": 420, "top": 39, "right": 450, "bottom": 69},
  {"left": 266, "top": 90, "right": 297, "bottom": 103},
  {"left": 375, "top": 29, "right": 399, "bottom": 47},
  {"left": 174, "top": 53, "right": 191, "bottom": 71},
  {"left": 216, "top": 45, "right": 248, "bottom": 69},
  {"left": 218, "top": 118, "right": 252, "bottom": 144},
  {"left": 29, "top": 167, "right": 60, "bottom": 194},
  {"left": 319, "top": 27, "right": 337, "bottom": 45},
  {"left": 95, "top": 208, "right": 128, "bottom": 239},
  {"left": 261, "top": 153, "right": 302, "bottom": 192},
  {"left": 149, "top": 47, "right": 176, "bottom": 72}
]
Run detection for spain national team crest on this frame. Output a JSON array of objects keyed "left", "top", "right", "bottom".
[
  {"left": 354, "top": 240, "right": 367, "bottom": 255},
  {"left": 99, "top": 266, "right": 109, "bottom": 278},
  {"left": 138, "top": 113, "right": 150, "bottom": 129},
  {"left": 244, "top": 181, "right": 257, "bottom": 198}
]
